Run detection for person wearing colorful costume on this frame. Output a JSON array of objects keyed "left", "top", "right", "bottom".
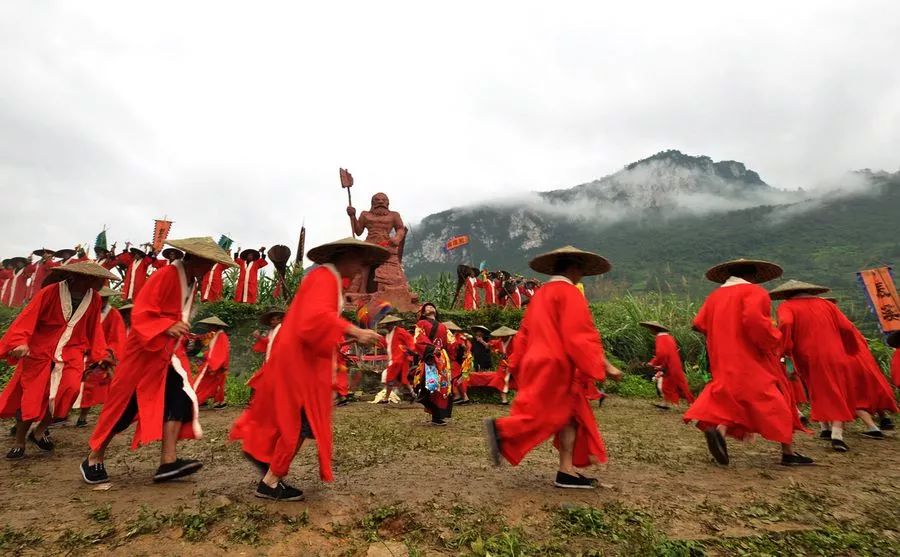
[
  {"left": 684, "top": 260, "right": 812, "bottom": 467},
  {"left": 1, "top": 257, "right": 34, "bottom": 307},
  {"left": 230, "top": 238, "right": 385, "bottom": 501},
  {"left": 113, "top": 244, "right": 165, "bottom": 301},
  {"left": 445, "top": 321, "right": 473, "bottom": 405},
  {"left": 82, "top": 237, "right": 236, "bottom": 485},
  {"left": 1, "top": 262, "right": 114, "bottom": 460},
  {"left": 484, "top": 246, "right": 623, "bottom": 489},
  {"left": 233, "top": 247, "right": 268, "bottom": 304},
  {"left": 489, "top": 326, "right": 518, "bottom": 405},
  {"left": 413, "top": 303, "right": 453, "bottom": 425},
  {"left": 75, "top": 286, "right": 127, "bottom": 428},
  {"left": 191, "top": 316, "right": 231, "bottom": 410},
  {"left": 640, "top": 321, "right": 694, "bottom": 408}
]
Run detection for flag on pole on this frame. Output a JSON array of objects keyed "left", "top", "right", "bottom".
[
  {"left": 857, "top": 266, "right": 900, "bottom": 334},
  {"left": 296, "top": 226, "right": 306, "bottom": 266},
  {"left": 94, "top": 229, "right": 108, "bottom": 251},
  {"left": 217, "top": 235, "right": 234, "bottom": 251},
  {"left": 152, "top": 219, "right": 173, "bottom": 252}
]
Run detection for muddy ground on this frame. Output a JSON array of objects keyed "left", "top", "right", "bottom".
[{"left": 1, "top": 397, "right": 899, "bottom": 556}]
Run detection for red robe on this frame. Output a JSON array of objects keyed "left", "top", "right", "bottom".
[
  {"left": 115, "top": 253, "right": 164, "bottom": 301},
  {"left": 230, "top": 265, "right": 348, "bottom": 480},
  {"left": 495, "top": 279, "right": 607, "bottom": 467},
  {"left": 251, "top": 325, "right": 282, "bottom": 362},
  {"left": 2, "top": 266, "right": 35, "bottom": 307},
  {"left": 0, "top": 270, "right": 10, "bottom": 304},
  {"left": 489, "top": 338, "right": 517, "bottom": 393},
  {"left": 333, "top": 343, "right": 351, "bottom": 397},
  {"left": 463, "top": 277, "right": 480, "bottom": 310},
  {"left": 684, "top": 281, "right": 802, "bottom": 444},
  {"left": 506, "top": 287, "right": 524, "bottom": 309},
  {"left": 27, "top": 260, "right": 59, "bottom": 300},
  {"left": 89, "top": 262, "right": 202, "bottom": 451},
  {"left": 233, "top": 257, "right": 268, "bottom": 304},
  {"left": 0, "top": 282, "right": 106, "bottom": 422},
  {"left": 650, "top": 333, "right": 694, "bottom": 404},
  {"left": 479, "top": 277, "right": 498, "bottom": 306},
  {"left": 200, "top": 263, "right": 227, "bottom": 302},
  {"left": 192, "top": 331, "right": 230, "bottom": 404},
  {"left": 385, "top": 327, "right": 414, "bottom": 385},
  {"left": 892, "top": 350, "right": 900, "bottom": 389},
  {"left": 845, "top": 328, "right": 898, "bottom": 414},
  {"left": 777, "top": 297, "right": 859, "bottom": 423},
  {"left": 79, "top": 306, "right": 127, "bottom": 408}
]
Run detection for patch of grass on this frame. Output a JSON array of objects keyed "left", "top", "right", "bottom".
[
  {"left": 57, "top": 526, "right": 116, "bottom": 552},
  {"left": 469, "top": 528, "right": 536, "bottom": 557},
  {"left": 175, "top": 504, "right": 225, "bottom": 542},
  {"left": 361, "top": 504, "right": 407, "bottom": 542},
  {"left": 552, "top": 502, "right": 682, "bottom": 556},
  {"left": 0, "top": 526, "right": 43, "bottom": 552},
  {"left": 124, "top": 505, "right": 169, "bottom": 539},
  {"left": 228, "top": 504, "right": 276, "bottom": 545},
  {"left": 708, "top": 524, "right": 900, "bottom": 556},
  {"left": 281, "top": 509, "right": 310, "bottom": 532},
  {"left": 603, "top": 373, "right": 658, "bottom": 398},
  {"left": 88, "top": 504, "right": 112, "bottom": 523}
]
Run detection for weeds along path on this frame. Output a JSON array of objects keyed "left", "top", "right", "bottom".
[{"left": 1, "top": 398, "right": 899, "bottom": 555}]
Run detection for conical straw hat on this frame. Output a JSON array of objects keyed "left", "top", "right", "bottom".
[
  {"left": 7, "top": 257, "right": 28, "bottom": 267},
  {"left": 32, "top": 248, "right": 55, "bottom": 257},
  {"left": 769, "top": 280, "right": 831, "bottom": 300},
  {"left": 705, "top": 258, "right": 783, "bottom": 284},
  {"left": 380, "top": 315, "right": 404, "bottom": 326},
  {"left": 49, "top": 261, "right": 118, "bottom": 281},
  {"left": 529, "top": 246, "right": 611, "bottom": 276},
  {"left": 471, "top": 325, "right": 491, "bottom": 335},
  {"left": 258, "top": 307, "right": 286, "bottom": 326},
  {"left": 196, "top": 315, "right": 229, "bottom": 328},
  {"left": 165, "top": 237, "right": 237, "bottom": 267},
  {"left": 98, "top": 286, "right": 119, "bottom": 298},
  {"left": 240, "top": 248, "right": 262, "bottom": 261},
  {"left": 53, "top": 248, "right": 77, "bottom": 259},
  {"left": 442, "top": 320, "right": 462, "bottom": 332},
  {"left": 306, "top": 237, "right": 390, "bottom": 266},
  {"left": 639, "top": 320, "right": 670, "bottom": 333},
  {"left": 491, "top": 326, "right": 518, "bottom": 338},
  {"left": 161, "top": 248, "right": 184, "bottom": 260}
]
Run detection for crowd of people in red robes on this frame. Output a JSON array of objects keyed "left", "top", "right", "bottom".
[{"left": 1, "top": 231, "right": 898, "bottom": 501}]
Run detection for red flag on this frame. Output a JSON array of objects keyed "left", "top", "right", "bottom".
[
  {"left": 152, "top": 220, "right": 172, "bottom": 252},
  {"left": 858, "top": 267, "right": 900, "bottom": 334}
]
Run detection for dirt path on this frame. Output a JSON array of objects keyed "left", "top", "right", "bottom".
[{"left": 2, "top": 397, "right": 899, "bottom": 555}]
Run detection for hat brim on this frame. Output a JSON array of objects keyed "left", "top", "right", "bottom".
[
  {"left": 769, "top": 286, "right": 832, "bottom": 300},
  {"left": 471, "top": 325, "right": 491, "bottom": 335},
  {"left": 197, "top": 317, "right": 229, "bottom": 328},
  {"left": 129, "top": 248, "right": 148, "bottom": 257},
  {"left": 705, "top": 259, "right": 783, "bottom": 284},
  {"left": 529, "top": 250, "right": 611, "bottom": 277},
  {"left": 259, "top": 310, "right": 286, "bottom": 326},
  {"left": 161, "top": 248, "right": 184, "bottom": 259},
  {"left": 7, "top": 257, "right": 28, "bottom": 267},
  {"left": 53, "top": 249, "right": 77, "bottom": 259},
  {"left": 639, "top": 321, "right": 670, "bottom": 333},
  {"left": 240, "top": 249, "right": 261, "bottom": 261},
  {"left": 380, "top": 316, "right": 404, "bottom": 326},
  {"left": 49, "top": 262, "right": 118, "bottom": 282},
  {"left": 165, "top": 237, "right": 237, "bottom": 268},
  {"left": 98, "top": 287, "right": 119, "bottom": 298},
  {"left": 33, "top": 249, "right": 55, "bottom": 257},
  {"left": 307, "top": 238, "right": 390, "bottom": 266}
]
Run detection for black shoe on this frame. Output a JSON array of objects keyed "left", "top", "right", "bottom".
[
  {"left": 577, "top": 473, "right": 599, "bottom": 485},
  {"left": 703, "top": 428, "right": 729, "bottom": 465},
  {"left": 75, "top": 419, "right": 88, "bottom": 428},
  {"left": 861, "top": 430, "right": 886, "bottom": 440},
  {"left": 336, "top": 397, "right": 350, "bottom": 407},
  {"left": 255, "top": 480, "right": 305, "bottom": 501},
  {"left": 831, "top": 439, "right": 850, "bottom": 452},
  {"left": 153, "top": 459, "right": 203, "bottom": 483},
  {"left": 554, "top": 471, "right": 596, "bottom": 489},
  {"left": 6, "top": 447, "right": 25, "bottom": 460},
  {"left": 80, "top": 459, "right": 109, "bottom": 484},
  {"left": 213, "top": 402, "right": 227, "bottom": 410},
  {"left": 652, "top": 403, "right": 671, "bottom": 410},
  {"left": 28, "top": 432, "right": 53, "bottom": 452},
  {"left": 818, "top": 430, "right": 832, "bottom": 440},
  {"left": 243, "top": 451, "right": 269, "bottom": 476},
  {"left": 456, "top": 399, "right": 472, "bottom": 406},
  {"left": 800, "top": 416, "right": 810, "bottom": 427},
  {"left": 879, "top": 417, "right": 895, "bottom": 431},
  {"left": 483, "top": 418, "right": 501, "bottom": 467},
  {"left": 780, "top": 452, "right": 814, "bottom": 466}
]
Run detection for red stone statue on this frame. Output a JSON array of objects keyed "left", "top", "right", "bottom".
[{"left": 346, "top": 193, "right": 417, "bottom": 309}]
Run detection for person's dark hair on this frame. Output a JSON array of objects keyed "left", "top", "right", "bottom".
[
  {"left": 728, "top": 263, "right": 757, "bottom": 279},
  {"left": 552, "top": 256, "right": 583, "bottom": 275}
]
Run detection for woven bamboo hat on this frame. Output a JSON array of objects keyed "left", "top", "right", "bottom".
[
  {"left": 54, "top": 248, "right": 76, "bottom": 260},
  {"left": 32, "top": 248, "right": 55, "bottom": 257},
  {"left": 769, "top": 280, "right": 830, "bottom": 300},
  {"left": 240, "top": 248, "right": 262, "bottom": 262},
  {"left": 705, "top": 258, "right": 783, "bottom": 284},
  {"left": 306, "top": 237, "right": 390, "bottom": 266},
  {"left": 887, "top": 331, "right": 900, "bottom": 349},
  {"left": 471, "top": 325, "right": 490, "bottom": 335},
  {"left": 381, "top": 315, "right": 405, "bottom": 326},
  {"left": 98, "top": 286, "right": 119, "bottom": 298},
  {"left": 7, "top": 257, "right": 28, "bottom": 267},
  {"left": 161, "top": 248, "right": 184, "bottom": 260},
  {"left": 165, "top": 237, "right": 237, "bottom": 267},
  {"left": 639, "top": 320, "right": 670, "bottom": 333},
  {"left": 50, "top": 261, "right": 118, "bottom": 281},
  {"left": 258, "top": 307, "right": 286, "bottom": 326},
  {"left": 529, "top": 246, "right": 611, "bottom": 276},
  {"left": 197, "top": 315, "right": 229, "bottom": 328},
  {"left": 491, "top": 326, "right": 518, "bottom": 338},
  {"left": 442, "top": 320, "right": 463, "bottom": 332},
  {"left": 129, "top": 246, "right": 148, "bottom": 257}
]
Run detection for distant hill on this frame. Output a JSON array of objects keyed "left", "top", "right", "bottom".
[{"left": 403, "top": 150, "right": 900, "bottom": 298}]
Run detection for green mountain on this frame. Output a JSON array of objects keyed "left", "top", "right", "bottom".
[{"left": 404, "top": 150, "right": 900, "bottom": 298}]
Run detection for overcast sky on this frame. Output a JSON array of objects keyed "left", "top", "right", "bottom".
[{"left": 1, "top": 1, "right": 898, "bottom": 262}]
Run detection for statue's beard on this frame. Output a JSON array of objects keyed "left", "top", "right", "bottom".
[{"left": 371, "top": 205, "right": 390, "bottom": 215}]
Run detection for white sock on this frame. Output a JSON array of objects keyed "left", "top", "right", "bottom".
[{"left": 831, "top": 423, "right": 844, "bottom": 441}]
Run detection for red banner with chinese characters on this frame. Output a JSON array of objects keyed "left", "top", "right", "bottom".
[
  {"left": 445, "top": 235, "right": 469, "bottom": 251},
  {"left": 152, "top": 220, "right": 173, "bottom": 252},
  {"left": 858, "top": 267, "right": 900, "bottom": 334}
]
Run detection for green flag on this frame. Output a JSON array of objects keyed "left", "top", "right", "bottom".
[
  {"left": 217, "top": 235, "right": 233, "bottom": 251},
  {"left": 95, "top": 230, "right": 108, "bottom": 251}
]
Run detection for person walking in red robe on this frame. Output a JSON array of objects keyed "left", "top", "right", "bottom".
[
  {"left": 478, "top": 271, "right": 498, "bottom": 306},
  {"left": 81, "top": 237, "right": 236, "bottom": 484},
  {"left": 484, "top": 246, "right": 623, "bottom": 489},
  {"left": 684, "top": 260, "right": 812, "bottom": 467},
  {"left": 1, "top": 257, "right": 34, "bottom": 307},
  {"left": 230, "top": 238, "right": 385, "bottom": 501},
  {"left": 463, "top": 270, "right": 481, "bottom": 311},
  {"left": 25, "top": 249, "right": 58, "bottom": 302},
  {"left": 113, "top": 244, "right": 165, "bottom": 301},
  {"left": 75, "top": 286, "right": 127, "bottom": 428},
  {"left": 489, "top": 326, "right": 518, "bottom": 404},
  {"left": 251, "top": 308, "right": 285, "bottom": 362},
  {"left": 413, "top": 303, "right": 453, "bottom": 425},
  {"left": 233, "top": 247, "right": 268, "bottom": 304},
  {"left": 640, "top": 321, "right": 694, "bottom": 408},
  {"left": 191, "top": 316, "right": 231, "bottom": 409},
  {"left": 1, "top": 262, "right": 114, "bottom": 460},
  {"left": 200, "top": 262, "right": 227, "bottom": 302},
  {"left": 374, "top": 315, "right": 415, "bottom": 403}
]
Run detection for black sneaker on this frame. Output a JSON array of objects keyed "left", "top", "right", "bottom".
[
  {"left": 554, "top": 471, "right": 596, "bottom": 489},
  {"left": 6, "top": 447, "right": 25, "bottom": 460},
  {"left": 213, "top": 402, "right": 227, "bottom": 410},
  {"left": 80, "top": 459, "right": 109, "bottom": 484},
  {"left": 75, "top": 418, "right": 88, "bottom": 428},
  {"left": 879, "top": 417, "right": 895, "bottom": 431},
  {"left": 255, "top": 480, "right": 305, "bottom": 501},
  {"left": 703, "top": 428, "right": 729, "bottom": 465},
  {"left": 243, "top": 451, "right": 269, "bottom": 476},
  {"left": 780, "top": 452, "right": 814, "bottom": 466},
  {"left": 652, "top": 403, "right": 671, "bottom": 410},
  {"left": 861, "top": 430, "right": 885, "bottom": 440},
  {"left": 818, "top": 430, "right": 832, "bottom": 440},
  {"left": 831, "top": 439, "right": 850, "bottom": 452},
  {"left": 456, "top": 399, "right": 472, "bottom": 406},
  {"left": 483, "top": 418, "right": 501, "bottom": 467},
  {"left": 28, "top": 432, "right": 54, "bottom": 452},
  {"left": 336, "top": 397, "right": 351, "bottom": 407},
  {"left": 153, "top": 459, "right": 203, "bottom": 483}
]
